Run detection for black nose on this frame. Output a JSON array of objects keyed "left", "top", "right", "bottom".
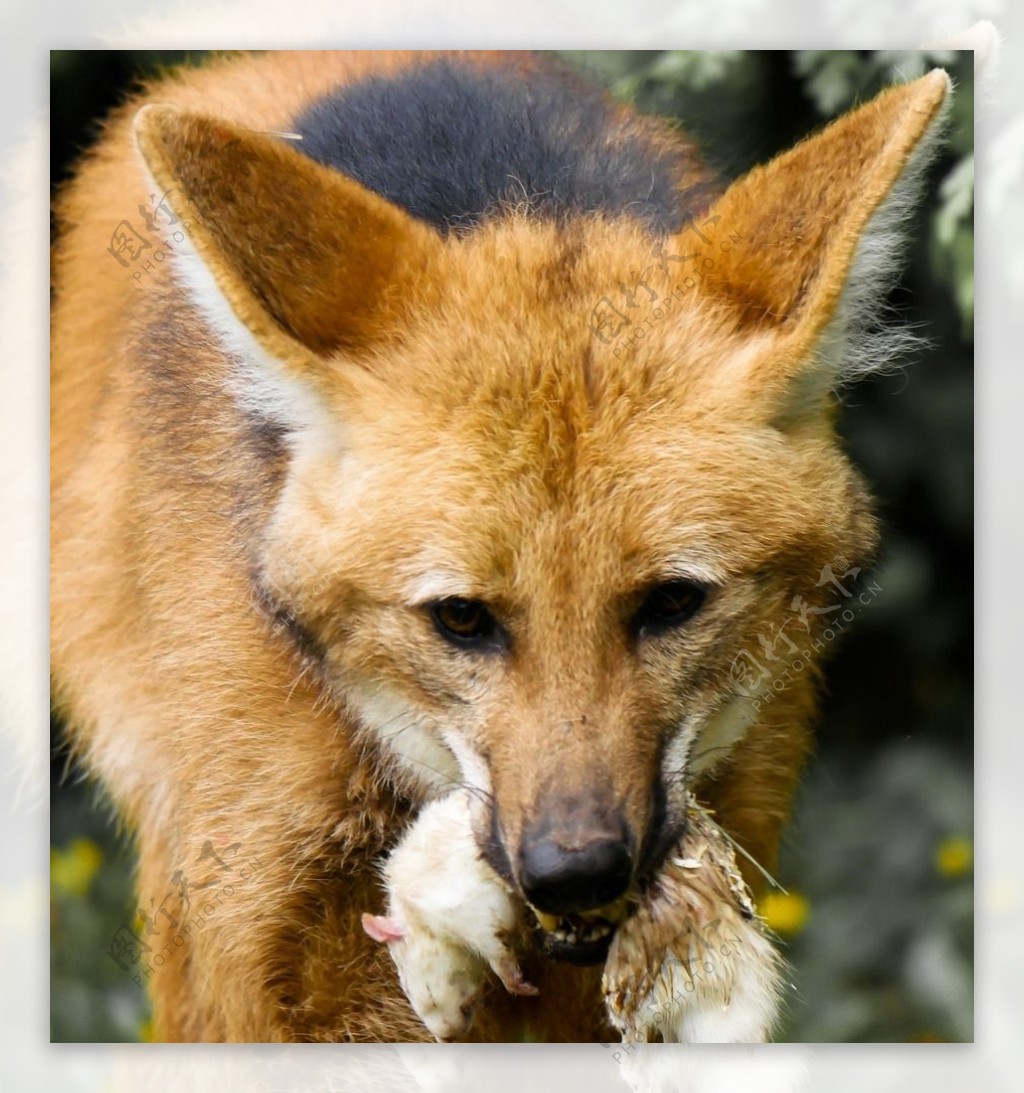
[{"left": 520, "top": 835, "right": 633, "bottom": 915}]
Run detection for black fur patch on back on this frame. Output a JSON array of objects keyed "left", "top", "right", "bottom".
[{"left": 291, "top": 56, "right": 717, "bottom": 235}]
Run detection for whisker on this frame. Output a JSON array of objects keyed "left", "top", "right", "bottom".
[
  {"left": 688, "top": 798, "right": 788, "bottom": 895},
  {"left": 346, "top": 706, "right": 497, "bottom": 811},
  {"left": 687, "top": 741, "right": 741, "bottom": 767}
]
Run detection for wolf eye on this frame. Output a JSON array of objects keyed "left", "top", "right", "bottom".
[
  {"left": 429, "top": 597, "right": 501, "bottom": 649},
  {"left": 634, "top": 580, "right": 707, "bottom": 637}
]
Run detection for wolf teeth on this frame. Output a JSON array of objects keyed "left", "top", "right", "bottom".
[
  {"left": 580, "top": 920, "right": 613, "bottom": 942},
  {"left": 534, "top": 907, "right": 618, "bottom": 945}
]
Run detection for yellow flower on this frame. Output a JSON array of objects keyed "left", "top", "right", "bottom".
[
  {"left": 50, "top": 838, "right": 103, "bottom": 899},
  {"left": 935, "top": 836, "right": 972, "bottom": 877},
  {"left": 759, "top": 891, "right": 809, "bottom": 935}
]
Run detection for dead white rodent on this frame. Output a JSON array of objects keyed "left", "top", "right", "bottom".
[
  {"left": 361, "top": 791, "right": 537, "bottom": 1042},
  {"left": 365, "top": 789, "right": 783, "bottom": 1044},
  {"left": 602, "top": 793, "right": 785, "bottom": 1044}
]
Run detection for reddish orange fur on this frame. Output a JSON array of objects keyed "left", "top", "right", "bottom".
[{"left": 51, "top": 51, "right": 949, "bottom": 1041}]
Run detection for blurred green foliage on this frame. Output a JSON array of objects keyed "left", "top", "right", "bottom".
[
  {"left": 50, "top": 751, "right": 149, "bottom": 1042},
  {"left": 777, "top": 740, "right": 972, "bottom": 1042},
  {"left": 50, "top": 50, "right": 973, "bottom": 1043}
]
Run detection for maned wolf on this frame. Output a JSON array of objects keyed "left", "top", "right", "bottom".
[{"left": 50, "top": 50, "right": 950, "bottom": 1041}]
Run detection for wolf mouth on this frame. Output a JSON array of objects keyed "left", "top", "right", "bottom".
[
  {"left": 530, "top": 902, "right": 627, "bottom": 965},
  {"left": 525, "top": 811, "right": 687, "bottom": 965}
]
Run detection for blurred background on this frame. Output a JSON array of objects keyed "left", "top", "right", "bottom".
[{"left": 49, "top": 49, "right": 973, "bottom": 1043}]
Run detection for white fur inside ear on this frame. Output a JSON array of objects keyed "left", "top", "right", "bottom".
[
  {"left": 818, "top": 72, "right": 954, "bottom": 390},
  {"left": 130, "top": 129, "right": 336, "bottom": 438},
  {"left": 172, "top": 233, "right": 338, "bottom": 437}
]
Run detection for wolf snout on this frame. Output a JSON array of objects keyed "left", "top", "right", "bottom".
[{"left": 519, "top": 828, "right": 633, "bottom": 915}]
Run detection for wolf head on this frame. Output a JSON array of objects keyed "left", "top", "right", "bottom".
[{"left": 134, "top": 67, "right": 949, "bottom": 961}]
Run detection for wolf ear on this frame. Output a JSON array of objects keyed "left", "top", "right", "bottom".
[
  {"left": 694, "top": 70, "right": 951, "bottom": 422},
  {"left": 132, "top": 105, "right": 440, "bottom": 424}
]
